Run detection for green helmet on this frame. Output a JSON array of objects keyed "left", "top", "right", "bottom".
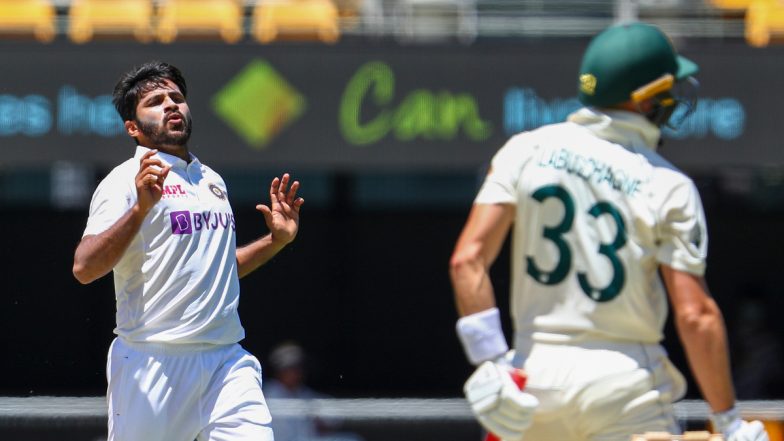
[{"left": 577, "top": 22, "right": 699, "bottom": 108}]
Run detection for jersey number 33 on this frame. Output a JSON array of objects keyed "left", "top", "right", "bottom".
[{"left": 526, "top": 184, "right": 627, "bottom": 303}]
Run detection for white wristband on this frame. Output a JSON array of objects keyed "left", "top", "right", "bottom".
[
  {"left": 710, "top": 406, "right": 742, "bottom": 438},
  {"left": 456, "top": 307, "right": 509, "bottom": 365}
]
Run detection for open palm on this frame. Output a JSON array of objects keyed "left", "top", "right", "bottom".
[{"left": 256, "top": 173, "right": 304, "bottom": 245}]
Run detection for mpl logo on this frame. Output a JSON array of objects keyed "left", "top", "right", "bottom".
[
  {"left": 162, "top": 184, "right": 187, "bottom": 199},
  {"left": 170, "top": 211, "right": 192, "bottom": 235}
]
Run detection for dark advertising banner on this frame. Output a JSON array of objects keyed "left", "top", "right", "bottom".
[{"left": 0, "top": 40, "right": 780, "bottom": 172}]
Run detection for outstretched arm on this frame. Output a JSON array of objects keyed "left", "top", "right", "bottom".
[
  {"left": 237, "top": 173, "right": 304, "bottom": 278},
  {"left": 73, "top": 150, "right": 170, "bottom": 284}
]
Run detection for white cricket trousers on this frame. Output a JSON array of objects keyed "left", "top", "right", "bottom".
[
  {"left": 106, "top": 337, "right": 274, "bottom": 441},
  {"left": 514, "top": 340, "right": 687, "bottom": 441}
]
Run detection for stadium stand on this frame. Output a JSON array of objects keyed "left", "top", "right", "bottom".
[
  {"left": 251, "top": 0, "right": 341, "bottom": 43},
  {"left": 155, "top": 0, "right": 244, "bottom": 43},
  {"left": 707, "top": 0, "right": 753, "bottom": 15},
  {"left": 392, "top": 0, "right": 477, "bottom": 43},
  {"left": 708, "top": 0, "right": 754, "bottom": 12},
  {"left": 0, "top": 0, "right": 56, "bottom": 42},
  {"left": 67, "top": 0, "right": 154, "bottom": 43},
  {"left": 0, "top": 0, "right": 774, "bottom": 44},
  {"left": 746, "top": 0, "right": 784, "bottom": 46}
]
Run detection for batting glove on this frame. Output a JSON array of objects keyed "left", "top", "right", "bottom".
[
  {"left": 711, "top": 407, "right": 770, "bottom": 441},
  {"left": 464, "top": 360, "right": 538, "bottom": 441}
]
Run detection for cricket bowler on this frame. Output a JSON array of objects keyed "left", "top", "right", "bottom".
[{"left": 73, "top": 61, "right": 304, "bottom": 441}]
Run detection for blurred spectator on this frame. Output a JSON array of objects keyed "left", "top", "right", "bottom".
[{"left": 264, "top": 342, "right": 364, "bottom": 441}]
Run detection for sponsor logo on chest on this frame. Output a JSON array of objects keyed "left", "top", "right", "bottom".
[
  {"left": 170, "top": 210, "right": 235, "bottom": 235},
  {"left": 162, "top": 184, "right": 187, "bottom": 199}
]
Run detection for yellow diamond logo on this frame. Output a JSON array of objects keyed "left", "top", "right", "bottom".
[{"left": 212, "top": 60, "right": 306, "bottom": 149}]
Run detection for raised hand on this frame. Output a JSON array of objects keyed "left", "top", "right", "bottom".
[
  {"left": 256, "top": 173, "right": 304, "bottom": 246},
  {"left": 134, "top": 149, "right": 171, "bottom": 214}
]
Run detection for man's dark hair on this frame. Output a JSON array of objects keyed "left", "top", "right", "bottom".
[{"left": 112, "top": 61, "right": 188, "bottom": 122}]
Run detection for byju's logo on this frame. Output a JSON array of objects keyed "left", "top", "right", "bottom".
[
  {"left": 171, "top": 211, "right": 192, "bottom": 234},
  {"left": 170, "top": 210, "right": 236, "bottom": 235}
]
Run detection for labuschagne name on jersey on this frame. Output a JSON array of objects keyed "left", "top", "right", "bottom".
[{"left": 537, "top": 147, "right": 643, "bottom": 196}]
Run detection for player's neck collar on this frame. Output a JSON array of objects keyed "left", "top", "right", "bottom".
[
  {"left": 568, "top": 107, "right": 661, "bottom": 151},
  {"left": 135, "top": 145, "right": 200, "bottom": 169}
]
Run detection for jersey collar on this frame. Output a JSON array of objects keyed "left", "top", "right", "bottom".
[
  {"left": 567, "top": 107, "right": 661, "bottom": 151},
  {"left": 134, "top": 145, "right": 201, "bottom": 170}
]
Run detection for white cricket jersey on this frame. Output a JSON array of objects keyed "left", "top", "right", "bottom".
[
  {"left": 476, "top": 108, "right": 708, "bottom": 345},
  {"left": 83, "top": 146, "right": 244, "bottom": 345}
]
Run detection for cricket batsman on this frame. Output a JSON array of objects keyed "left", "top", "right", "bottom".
[{"left": 449, "top": 22, "right": 770, "bottom": 441}]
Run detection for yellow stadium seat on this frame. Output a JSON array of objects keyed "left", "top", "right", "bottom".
[
  {"left": 333, "top": 0, "right": 363, "bottom": 21},
  {"left": 707, "top": 0, "right": 754, "bottom": 11},
  {"left": 156, "top": 0, "right": 244, "bottom": 43},
  {"left": 68, "top": 0, "right": 154, "bottom": 44},
  {"left": 0, "top": 0, "right": 56, "bottom": 42},
  {"left": 252, "top": 0, "right": 340, "bottom": 44},
  {"left": 746, "top": 0, "right": 784, "bottom": 46}
]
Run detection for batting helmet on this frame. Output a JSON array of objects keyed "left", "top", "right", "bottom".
[{"left": 577, "top": 22, "right": 699, "bottom": 108}]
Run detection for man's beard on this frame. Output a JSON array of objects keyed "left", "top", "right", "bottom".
[{"left": 136, "top": 113, "right": 192, "bottom": 147}]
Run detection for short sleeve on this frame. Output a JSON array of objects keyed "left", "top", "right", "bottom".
[
  {"left": 656, "top": 180, "right": 708, "bottom": 276},
  {"left": 474, "top": 136, "right": 529, "bottom": 205},
  {"left": 82, "top": 171, "right": 135, "bottom": 237}
]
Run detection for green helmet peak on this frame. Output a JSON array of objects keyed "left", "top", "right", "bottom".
[{"left": 578, "top": 22, "right": 699, "bottom": 108}]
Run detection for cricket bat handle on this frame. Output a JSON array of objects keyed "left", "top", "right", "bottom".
[{"left": 484, "top": 368, "right": 527, "bottom": 441}]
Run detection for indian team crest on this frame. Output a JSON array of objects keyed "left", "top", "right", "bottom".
[{"left": 208, "top": 183, "right": 227, "bottom": 200}]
